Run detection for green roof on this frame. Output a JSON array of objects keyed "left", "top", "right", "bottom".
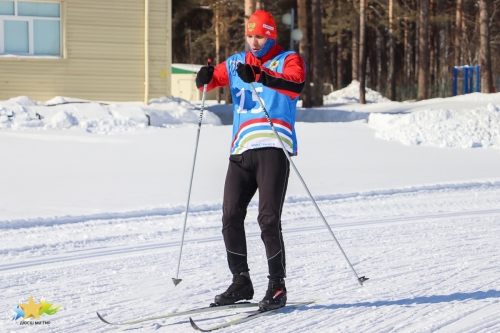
[{"left": 172, "top": 67, "right": 197, "bottom": 74}]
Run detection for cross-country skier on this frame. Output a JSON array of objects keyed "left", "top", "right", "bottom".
[{"left": 195, "top": 10, "right": 306, "bottom": 312}]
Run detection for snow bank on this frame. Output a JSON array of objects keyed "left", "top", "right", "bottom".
[
  {"left": 369, "top": 105, "right": 500, "bottom": 149},
  {"left": 0, "top": 95, "right": 221, "bottom": 133},
  {"left": 147, "top": 96, "right": 221, "bottom": 127},
  {"left": 324, "top": 80, "right": 390, "bottom": 104}
]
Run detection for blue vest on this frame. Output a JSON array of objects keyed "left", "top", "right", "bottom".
[{"left": 226, "top": 51, "right": 299, "bottom": 155}]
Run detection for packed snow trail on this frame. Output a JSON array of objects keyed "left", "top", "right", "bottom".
[{"left": 1, "top": 184, "right": 500, "bottom": 332}]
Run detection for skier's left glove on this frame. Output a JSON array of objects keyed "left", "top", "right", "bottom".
[{"left": 236, "top": 63, "right": 261, "bottom": 83}]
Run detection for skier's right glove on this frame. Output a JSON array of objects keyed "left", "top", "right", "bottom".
[
  {"left": 236, "top": 63, "right": 261, "bottom": 83},
  {"left": 196, "top": 63, "right": 214, "bottom": 87}
]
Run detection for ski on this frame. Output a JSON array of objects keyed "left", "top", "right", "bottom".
[
  {"left": 189, "top": 300, "right": 316, "bottom": 332},
  {"left": 96, "top": 302, "right": 258, "bottom": 326}
]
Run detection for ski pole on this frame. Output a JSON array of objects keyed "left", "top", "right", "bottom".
[
  {"left": 172, "top": 60, "right": 212, "bottom": 286},
  {"left": 248, "top": 81, "right": 368, "bottom": 286}
]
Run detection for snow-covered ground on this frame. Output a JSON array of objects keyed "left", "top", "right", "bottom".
[{"left": 1, "top": 84, "right": 500, "bottom": 332}]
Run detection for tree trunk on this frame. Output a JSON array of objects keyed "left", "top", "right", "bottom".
[
  {"left": 411, "top": 22, "right": 416, "bottom": 87},
  {"left": 352, "top": 18, "right": 359, "bottom": 81},
  {"left": 338, "top": 34, "right": 352, "bottom": 89},
  {"left": 378, "top": 25, "right": 388, "bottom": 95},
  {"left": 244, "top": 0, "right": 254, "bottom": 52},
  {"left": 447, "top": 20, "right": 454, "bottom": 96},
  {"left": 244, "top": 0, "right": 254, "bottom": 20},
  {"left": 215, "top": 2, "right": 221, "bottom": 103},
  {"left": 454, "top": 0, "right": 463, "bottom": 67},
  {"left": 404, "top": 18, "right": 409, "bottom": 87},
  {"left": 339, "top": 33, "right": 352, "bottom": 89},
  {"left": 328, "top": 41, "right": 335, "bottom": 89},
  {"left": 429, "top": 0, "right": 436, "bottom": 88},
  {"left": 368, "top": 26, "right": 377, "bottom": 90},
  {"left": 312, "top": 0, "right": 324, "bottom": 106},
  {"left": 479, "top": 0, "right": 493, "bottom": 93},
  {"left": 359, "top": 0, "right": 367, "bottom": 104},
  {"left": 297, "top": 0, "right": 312, "bottom": 107},
  {"left": 434, "top": 21, "right": 440, "bottom": 90},
  {"left": 325, "top": 35, "right": 333, "bottom": 87},
  {"left": 338, "top": 33, "right": 345, "bottom": 88},
  {"left": 388, "top": 0, "right": 396, "bottom": 100},
  {"left": 418, "top": 0, "right": 429, "bottom": 100}
]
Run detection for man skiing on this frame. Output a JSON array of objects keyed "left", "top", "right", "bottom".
[{"left": 195, "top": 10, "right": 306, "bottom": 312}]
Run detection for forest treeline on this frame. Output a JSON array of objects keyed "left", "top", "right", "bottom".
[{"left": 173, "top": 0, "right": 499, "bottom": 106}]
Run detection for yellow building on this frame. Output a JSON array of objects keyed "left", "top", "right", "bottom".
[
  {"left": 0, "top": 0, "right": 172, "bottom": 103},
  {"left": 171, "top": 64, "right": 217, "bottom": 101}
]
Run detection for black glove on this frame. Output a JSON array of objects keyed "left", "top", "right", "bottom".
[
  {"left": 236, "top": 63, "right": 261, "bottom": 83},
  {"left": 196, "top": 64, "right": 214, "bottom": 86}
]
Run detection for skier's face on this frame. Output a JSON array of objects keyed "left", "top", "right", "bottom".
[{"left": 246, "top": 34, "right": 268, "bottom": 53}]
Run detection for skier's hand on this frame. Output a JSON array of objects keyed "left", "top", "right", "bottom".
[
  {"left": 236, "top": 63, "right": 261, "bottom": 83},
  {"left": 196, "top": 63, "right": 214, "bottom": 85}
]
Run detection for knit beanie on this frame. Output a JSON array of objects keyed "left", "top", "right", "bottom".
[{"left": 246, "top": 10, "right": 277, "bottom": 40}]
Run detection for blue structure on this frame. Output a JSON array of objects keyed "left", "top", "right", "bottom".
[{"left": 453, "top": 66, "right": 481, "bottom": 96}]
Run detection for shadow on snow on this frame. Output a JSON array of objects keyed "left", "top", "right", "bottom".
[{"left": 311, "top": 289, "right": 500, "bottom": 310}]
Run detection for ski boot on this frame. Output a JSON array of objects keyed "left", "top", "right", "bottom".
[
  {"left": 214, "top": 272, "right": 254, "bottom": 305},
  {"left": 258, "top": 278, "right": 287, "bottom": 311}
]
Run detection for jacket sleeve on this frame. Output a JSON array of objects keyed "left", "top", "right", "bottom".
[
  {"left": 196, "top": 61, "right": 230, "bottom": 91},
  {"left": 257, "top": 54, "right": 306, "bottom": 99}
]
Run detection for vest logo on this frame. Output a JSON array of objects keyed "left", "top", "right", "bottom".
[
  {"left": 230, "top": 60, "right": 242, "bottom": 72},
  {"left": 269, "top": 60, "right": 279, "bottom": 71},
  {"left": 11, "top": 295, "right": 60, "bottom": 325},
  {"left": 248, "top": 22, "right": 255, "bottom": 31}
]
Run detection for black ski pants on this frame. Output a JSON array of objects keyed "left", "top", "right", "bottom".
[{"left": 222, "top": 147, "right": 290, "bottom": 280}]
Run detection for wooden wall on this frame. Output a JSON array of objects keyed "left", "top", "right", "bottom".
[{"left": 0, "top": 0, "right": 171, "bottom": 102}]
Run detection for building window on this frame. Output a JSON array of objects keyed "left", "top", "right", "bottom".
[{"left": 0, "top": 1, "right": 61, "bottom": 56}]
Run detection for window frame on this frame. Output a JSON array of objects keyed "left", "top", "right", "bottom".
[{"left": 0, "top": 0, "right": 62, "bottom": 57}]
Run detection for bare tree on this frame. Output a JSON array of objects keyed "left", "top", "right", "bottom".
[
  {"left": 418, "top": 0, "right": 429, "bottom": 100},
  {"left": 245, "top": 0, "right": 254, "bottom": 21},
  {"left": 377, "top": 26, "right": 388, "bottom": 93},
  {"left": 312, "top": 0, "right": 324, "bottom": 106},
  {"left": 429, "top": 0, "right": 436, "bottom": 86},
  {"left": 297, "top": 0, "right": 312, "bottom": 107},
  {"left": 479, "top": 0, "right": 493, "bottom": 93},
  {"left": 454, "top": 0, "right": 464, "bottom": 66},
  {"left": 359, "top": 0, "right": 367, "bottom": 104},
  {"left": 244, "top": 0, "right": 254, "bottom": 52},
  {"left": 338, "top": 34, "right": 348, "bottom": 88},
  {"left": 214, "top": 1, "right": 221, "bottom": 103},
  {"left": 352, "top": 16, "right": 359, "bottom": 81},
  {"left": 388, "top": 0, "right": 396, "bottom": 100}
]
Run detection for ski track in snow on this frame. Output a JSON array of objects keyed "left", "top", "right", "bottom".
[{"left": 1, "top": 185, "right": 500, "bottom": 332}]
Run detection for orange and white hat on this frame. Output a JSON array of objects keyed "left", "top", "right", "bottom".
[{"left": 246, "top": 10, "right": 277, "bottom": 39}]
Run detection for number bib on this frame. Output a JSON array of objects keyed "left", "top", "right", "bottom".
[{"left": 226, "top": 51, "right": 299, "bottom": 155}]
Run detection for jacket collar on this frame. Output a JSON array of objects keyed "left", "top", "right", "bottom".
[{"left": 247, "top": 43, "right": 284, "bottom": 65}]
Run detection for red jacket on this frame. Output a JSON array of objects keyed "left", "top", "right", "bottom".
[{"left": 199, "top": 43, "right": 306, "bottom": 99}]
